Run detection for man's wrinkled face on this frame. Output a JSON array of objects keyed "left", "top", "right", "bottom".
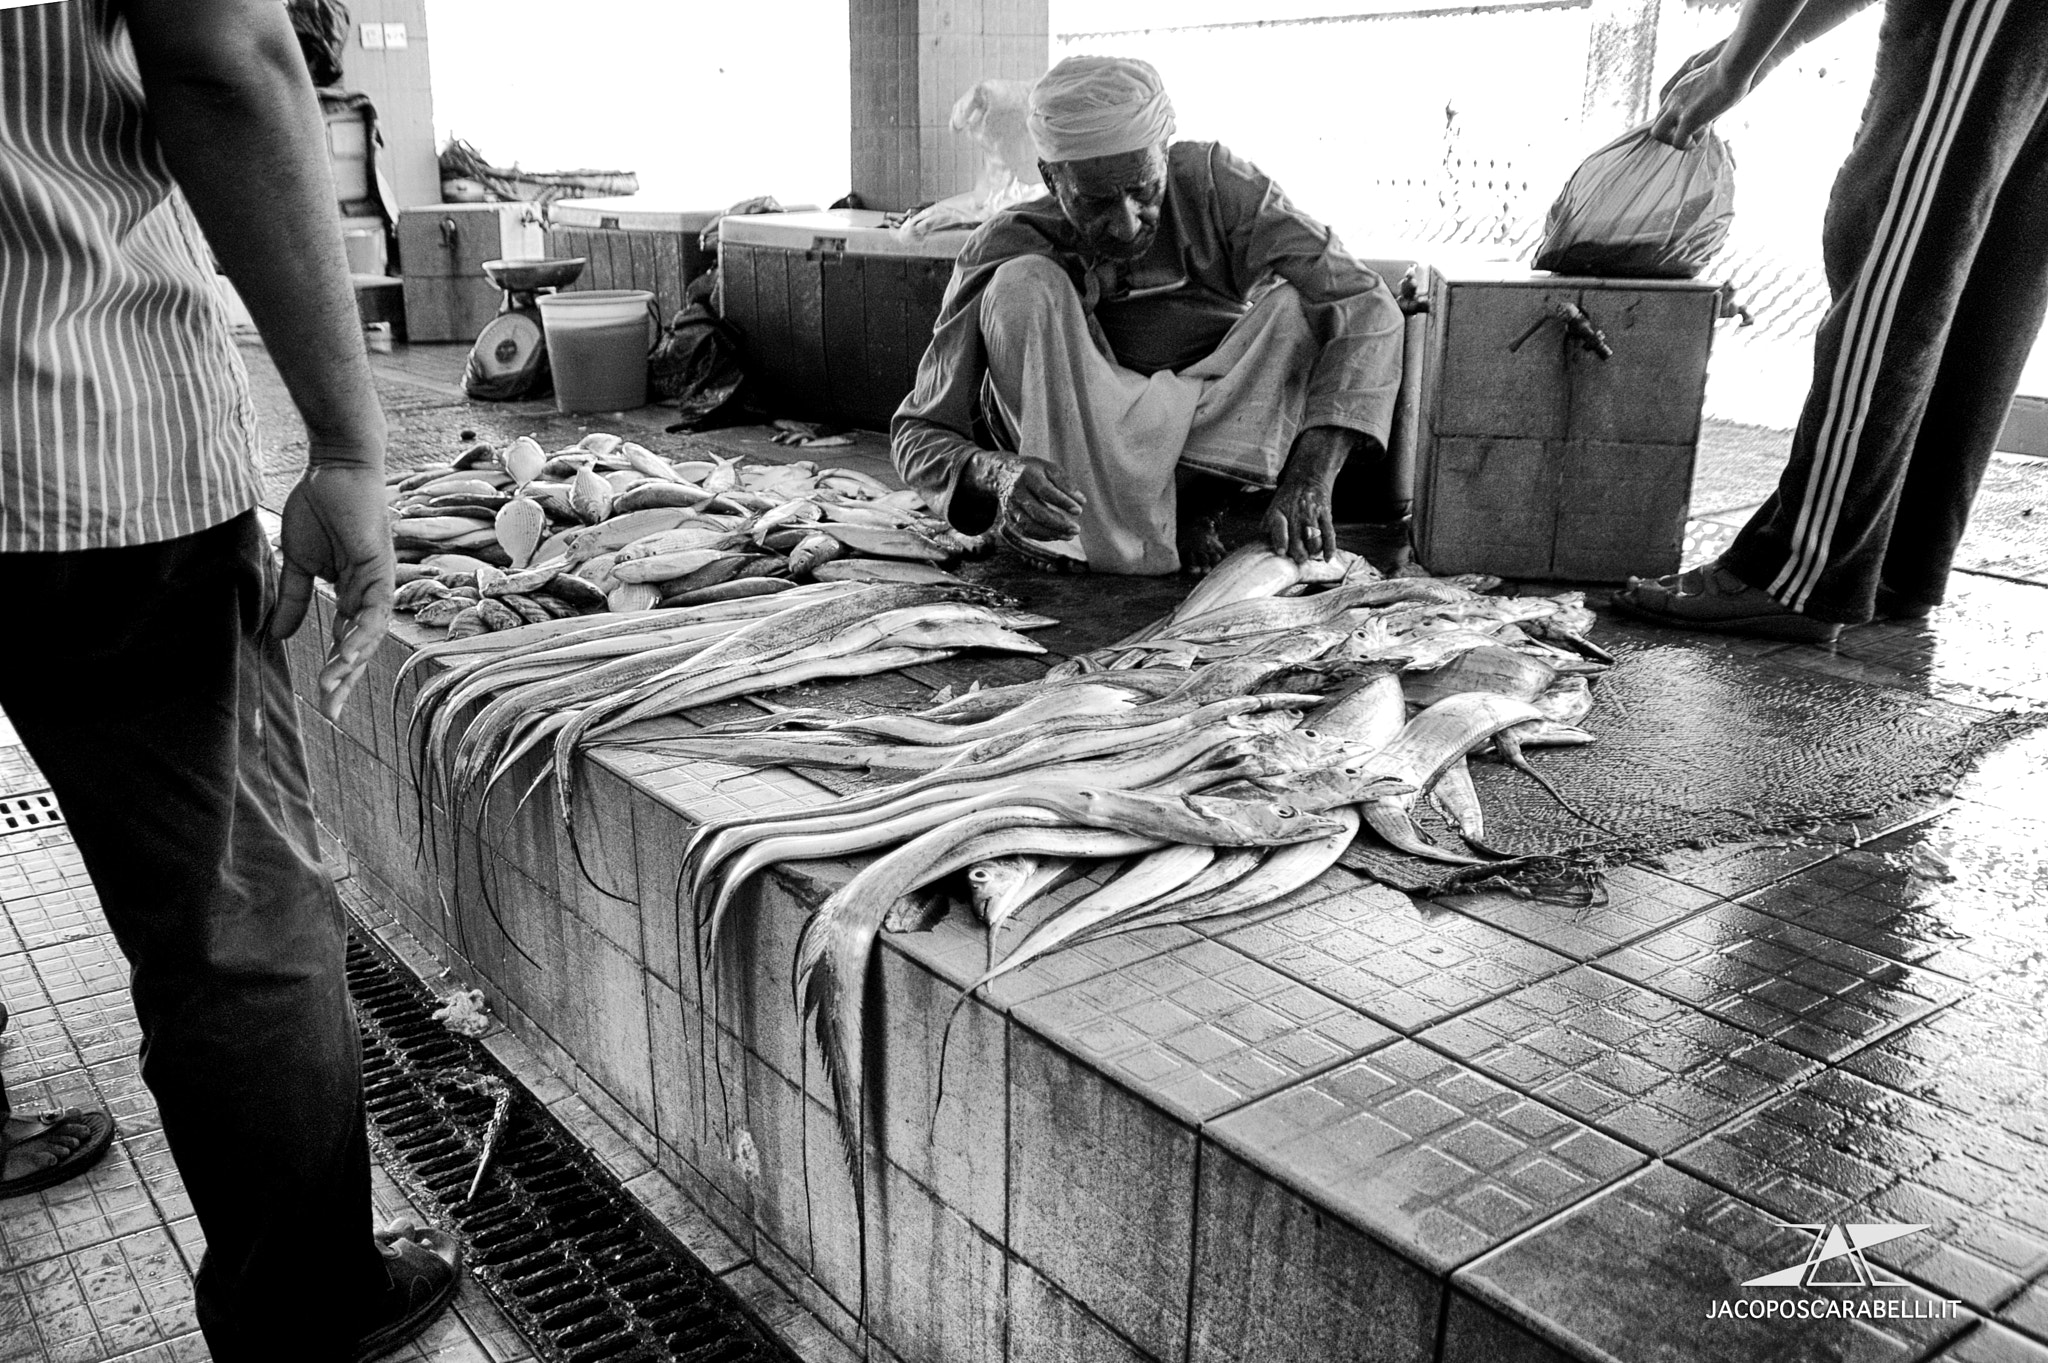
[{"left": 1043, "top": 144, "right": 1167, "bottom": 261}]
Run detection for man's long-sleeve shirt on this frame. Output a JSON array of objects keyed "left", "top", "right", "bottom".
[{"left": 891, "top": 140, "right": 1403, "bottom": 526}]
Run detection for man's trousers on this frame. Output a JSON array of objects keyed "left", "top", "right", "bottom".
[
  {"left": 978, "top": 255, "right": 1339, "bottom": 575},
  {"left": 1724, "top": 0, "right": 2048, "bottom": 622},
  {"left": 0, "top": 512, "right": 387, "bottom": 1361}
]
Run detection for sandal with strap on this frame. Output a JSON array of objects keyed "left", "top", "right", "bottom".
[
  {"left": 1611, "top": 562, "right": 1842, "bottom": 645},
  {"left": 0, "top": 1106, "right": 116, "bottom": 1198}
]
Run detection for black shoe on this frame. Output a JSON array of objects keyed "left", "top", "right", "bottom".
[
  {"left": 353, "top": 1223, "right": 463, "bottom": 1363},
  {"left": 1873, "top": 584, "right": 1937, "bottom": 622}
]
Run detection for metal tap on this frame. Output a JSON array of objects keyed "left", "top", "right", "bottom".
[{"left": 1507, "top": 300, "right": 1614, "bottom": 361}]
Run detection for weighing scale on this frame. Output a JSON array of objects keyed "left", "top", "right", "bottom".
[{"left": 462, "top": 256, "right": 586, "bottom": 401}]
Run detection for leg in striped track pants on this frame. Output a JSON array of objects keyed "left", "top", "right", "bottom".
[{"left": 1621, "top": 0, "right": 2048, "bottom": 637}]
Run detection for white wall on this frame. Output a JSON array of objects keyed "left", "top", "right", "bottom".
[{"left": 425, "top": 0, "right": 852, "bottom": 212}]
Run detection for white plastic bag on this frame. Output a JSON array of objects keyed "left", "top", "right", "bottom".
[
  {"left": 893, "top": 79, "right": 1045, "bottom": 242},
  {"left": 1533, "top": 125, "right": 1735, "bottom": 278}
]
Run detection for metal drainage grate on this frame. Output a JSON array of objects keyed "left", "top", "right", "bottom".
[
  {"left": 346, "top": 929, "right": 796, "bottom": 1363},
  {"left": 0, "top": 790, "right": 63, "bottom": 833}
]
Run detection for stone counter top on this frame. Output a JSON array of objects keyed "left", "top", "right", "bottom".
[{"left": 281, "top": 564, "right": 2038, "bottom": 1363}]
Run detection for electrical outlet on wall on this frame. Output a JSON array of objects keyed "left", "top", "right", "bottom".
[
  {"left": 383, "top": 22, "right": 408, "bottom": 48},
  {"left": 358, "top": 21, "right": 383, "bottom": 49}
]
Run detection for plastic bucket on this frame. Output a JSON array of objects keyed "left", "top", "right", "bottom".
[{"left": 537, "top": 289, "right": 656, "bottom": 413}]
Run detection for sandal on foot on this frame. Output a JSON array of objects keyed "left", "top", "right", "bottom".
[
  {"left": 1611, "top": 563, "right": 1841, "bottom": 645},
  {"left": 353, "top": 1222, "right": 463, "bottom": 1363},
  {"left": 0, "top": 1106, "right": 116, "bottom": 1198}
]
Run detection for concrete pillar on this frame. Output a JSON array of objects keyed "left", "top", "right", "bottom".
[
  {"left": 1580, "top": 0, "right": 1664, "bottom": 136},
  {"left": 850, "top": 0, "right": 1049, "bottom": 212}
]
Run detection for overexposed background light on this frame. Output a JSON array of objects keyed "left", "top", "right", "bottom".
[
  {"left": 426, "top": 0, "right": 852, "bottom": 211},
  {"left": 424, "top": 0, "right": 2044, "bottom": 415}
]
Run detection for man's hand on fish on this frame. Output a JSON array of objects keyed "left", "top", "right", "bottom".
[
  {"left": 1263, "top": 426, "right": 1356, "bottom": 563},
  {"left": 967, "top": 449, "right": 1087, "bottom": 541}
]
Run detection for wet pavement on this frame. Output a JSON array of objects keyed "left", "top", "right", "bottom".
[{"left": 2, "top": 340, "right": 2045, "bottom": 1363}]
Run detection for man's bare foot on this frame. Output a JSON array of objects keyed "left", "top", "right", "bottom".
[{"left": 1178, "top": 512, "right": 1226, "bottom": 576}]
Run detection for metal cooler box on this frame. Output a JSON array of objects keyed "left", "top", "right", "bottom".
[
  {"left": 547, "top": 198, "right": 722, "bottom": 324},
  {"left": 1411, "top": 262, "right": 1722, "bottom": 582},
  {"left": 717, "top": 210, "right": 965, "bottom": 431},
  {"left": 396, "top": 203, "right": 547, "bottom": 343}
]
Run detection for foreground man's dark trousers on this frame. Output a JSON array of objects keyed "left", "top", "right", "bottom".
[
  {"left": 0, "top": 512, "right": 386, "bottom": 1361},
  {"left": 1723, "top": 0, "right": 2048, "bottom": 623}
]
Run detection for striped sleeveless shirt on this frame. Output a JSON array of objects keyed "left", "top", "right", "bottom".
[{"left": 1, "top": 0, "right": 260, "bottom": 552}]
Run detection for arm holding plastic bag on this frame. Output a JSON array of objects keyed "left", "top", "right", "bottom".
[{"left": 1653, "top": 0, "right": 1881, "bottom": 149}]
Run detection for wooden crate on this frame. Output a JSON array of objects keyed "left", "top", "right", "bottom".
[
  {"left": 547, "top": 199, "right": 722, "bottom": 325},
  {"left": 718, "top": 211, "right": 963, "bottom": 431},
  {"left": 1412, "top": 263, "right": 1721, "bottom": 581},
  {"left": 395, "top": 203, "right": 546, "bottom": 343}
]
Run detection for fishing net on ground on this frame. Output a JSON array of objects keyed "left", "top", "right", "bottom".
[{"left": 1339, "top": 634, "right": 2045, "bottom": 898}]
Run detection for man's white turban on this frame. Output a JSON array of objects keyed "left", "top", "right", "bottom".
[{"left": 1027, "top": 56, "right": 1176, "bottom": 164}]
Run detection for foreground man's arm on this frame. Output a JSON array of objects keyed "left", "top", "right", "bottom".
[
  {"left": 124, "top": 0, "right": 393, "bottom": 719},
  {"left": 1653, "top": 0, "right": 1877, "bottom": 148}
]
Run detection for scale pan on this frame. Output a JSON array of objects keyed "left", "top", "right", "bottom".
[{"left": 482, "top": 257, "right": 587, "bottom": 291}]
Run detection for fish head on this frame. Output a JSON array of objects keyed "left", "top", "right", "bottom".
[
  {"left": 1212, "top": 728, "right": 1326, "bottom": 778},
  {"left": 1246, "top": 754, "right": 1414, "bottom": 808},
  {"left": 1335, "top": 621, "right": 1396, "bottom": 659},
  {"left": 1180, "top": 794, "right": 1351, "bottom": 845},
  {"left": 966, "top": 856, "right": 1033, "bottom": 921}
]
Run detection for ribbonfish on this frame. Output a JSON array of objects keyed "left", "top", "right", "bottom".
[
  {"left": 694, "top": 723, "right": 1261, "bottom": 966},
  {"left": 1044, "top": 787, "right": 1350, "bottom": 847},
  {"left": 1357, "top": 693, "right": 1545, "bottom": 865},
  {"left": 1105, "top": 806, "right": 1361, "bottom": 940},
  {"left": 1257, "top": 673, "right": 1414, "bottom": 810},
  {"left": 1113, "top": 545, "right": 1302, "bottom": 648},
  {"left": 1427, "top": 756, "right": 1490, "bottom": 845},
  {"left": 967, "top": 857, "right": 1036, "bottom": 929},
  {"left": 957, "top": 844, "right": 1217, "bottom": 998},
  {"left": 681, "top": 695, "right": 1305, "bottom": 907},
  {"left": 794, "top": 804, "right": 1103, "bottom": 1197},
  {"left": 1101, "top": 846, "right": 1265, "bottom": 928}
]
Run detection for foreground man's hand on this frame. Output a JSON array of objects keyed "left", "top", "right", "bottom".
[
  {"left": 269, "top": 455, "right": 395, "bottom": 721},
  {"left": 1650, "top": 59, "right": 1750, "bottom": 150},
  {"left": 1265, "top": 427, "right": 1361, "bottom": 562},
  {"left": 967, "top": 449, "right": 1087, "bottom": 541}
]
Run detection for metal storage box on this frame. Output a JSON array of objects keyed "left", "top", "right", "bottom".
[
  {"left": 548, "top": 198, "right": 722, "bottom": 324},
  {"left": 718, "top": 210, "right": 965, "bottom": 431},
  {"left": 1412, "top": 262, "right": 1721, "bottom": 582},
  {"left": 396, "top": 203, "right": 547, "bottom": 343}
]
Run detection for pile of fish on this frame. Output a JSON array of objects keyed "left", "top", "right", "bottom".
[
  {"left": 387, "top": 432, "right": 975, "bottom": 637},
  {"left": 649, "top": 544, "right": 1613, "bottom": 1182},
  {"left": 398, "top": 582, "right": 1054, "bottom": 870}
]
